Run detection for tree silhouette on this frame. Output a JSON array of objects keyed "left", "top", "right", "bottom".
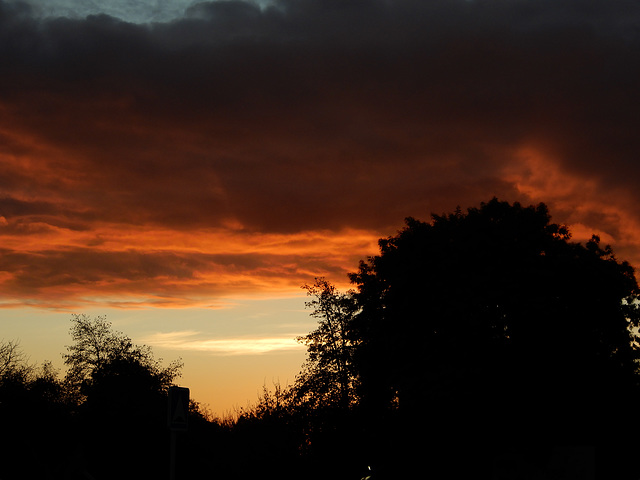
[
  {"left": 1, "top": 319, "right": 220, "bottom": 480},
  {"left": 63, "top": 314, "right": 183, "bottom": 479},
  {"left": 294, "top": 278, "right": 359, "bottom": 410},
  {"left": 3, "top": 197, "right": 638, "bottom": 478},
  {"left": 222, "top": 279, "right": 367, "bottom": 480},
  {"left": 0, "top": 341, "right": 72, "bottom": 479},
  {"left": 63, "top": 314, "right": 182, "bottom": 400},
  {"left": 0, "top": 339, "right": 30, "bottom": 379},
  {"left": 349, "top": 198, "right": 639, "bottom": 476}
]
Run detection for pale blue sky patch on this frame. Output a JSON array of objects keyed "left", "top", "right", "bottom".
[{"left": 20, "top": 0, "right": 273, "bottom": 23}]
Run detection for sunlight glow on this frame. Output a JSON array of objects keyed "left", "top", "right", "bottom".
[{"left": 143, "top": 330, "right": 304, "bottom": 355}]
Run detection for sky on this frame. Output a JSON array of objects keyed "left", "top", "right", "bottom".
[{"left": 2, "top": 0, "right": 640, "bottom": 415}]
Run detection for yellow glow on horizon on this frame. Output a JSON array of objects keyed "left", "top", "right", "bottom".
[{"left": 143, "top": 330, "right": 305, "bottom": 355}]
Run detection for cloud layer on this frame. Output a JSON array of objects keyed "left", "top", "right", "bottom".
[{"left": 2, "top": 0, "right": 640, "bottom": 308}]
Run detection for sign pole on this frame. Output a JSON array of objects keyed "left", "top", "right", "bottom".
[
  {"left": 169, "top": 429, "right": 177, "bottom": 480},
  {"left": 168, "top": 386, "right": 189, "bottom": 480}
]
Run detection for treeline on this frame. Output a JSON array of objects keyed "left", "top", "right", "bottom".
[
  {"left": 2, "top": 198, "right": 640, "bottom": 479},
  {"left": 0, "top": 315, "right": 363, "bottom": 479},
  {"left": 0, "top": 315, "right": 190, "bottom": 479}
]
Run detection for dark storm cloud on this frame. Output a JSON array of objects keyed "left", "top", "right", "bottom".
[{"left": 1, "top": 0, "right": 640, "bottom": 304}]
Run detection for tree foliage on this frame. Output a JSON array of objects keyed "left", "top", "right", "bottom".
[
  {"left": 63, "top": 313, "right": 131, "bottom": 382},
  {"left": 349, "top": 198, "right": 640, "bottom": 447},
  {"left": 0, "top": 340, "right": 69, "bottom": 479},
  {"left": 63, "top": 313, "right": 182, "bottom": 400},
  {"left": 62, "top": 314, "right": 184, "bottom": 479},
  {"left": 294, "top": 278, "right": 359, "bottom": 410},
  {"left": 0, "top": 317, "right": 192, "bottom": 480}
]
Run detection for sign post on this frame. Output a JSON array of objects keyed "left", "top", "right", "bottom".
[{"left": 168, "top": 386, "right": 189, "bottom": 480}]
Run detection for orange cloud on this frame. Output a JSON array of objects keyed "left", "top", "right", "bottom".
[
  {"left": 0, "top": 214, "right": 379, "bottom": 309},
  {"left": 1, "top": 0, "right": 640, "bottom": 313},
  {"left": 504, "top": 147, "right": 640, "bottom": 269}
]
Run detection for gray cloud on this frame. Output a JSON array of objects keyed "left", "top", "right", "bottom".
[{"left": 22, "top": 0, "right": 199, "bottom": 23}]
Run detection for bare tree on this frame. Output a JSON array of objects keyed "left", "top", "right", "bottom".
[{"left": 0, "top": 339, "right": 32, "bottom": 380}]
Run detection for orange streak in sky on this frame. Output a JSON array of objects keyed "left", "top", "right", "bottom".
[
  {"left": 0, "top": 219, "right": 379, "bottom": 309},
  {"left": 505, "top": 146, "right": 640, "bottom": 269}
]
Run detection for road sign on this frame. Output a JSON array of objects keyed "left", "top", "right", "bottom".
[{"left": 168, "top": 386, "right": 189, "bottom": 431}]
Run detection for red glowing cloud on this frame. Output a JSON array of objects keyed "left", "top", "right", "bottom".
[{"left": 1, "top": 0, "right": 640, "bottom": 309}]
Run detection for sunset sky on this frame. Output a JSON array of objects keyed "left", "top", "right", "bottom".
[{"left": 2, "top": 0, "right": 640, "bottom": 415}]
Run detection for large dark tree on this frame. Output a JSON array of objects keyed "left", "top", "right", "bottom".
[{"left": 349, "top": 198, "right": 640, "bottom": 476}]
